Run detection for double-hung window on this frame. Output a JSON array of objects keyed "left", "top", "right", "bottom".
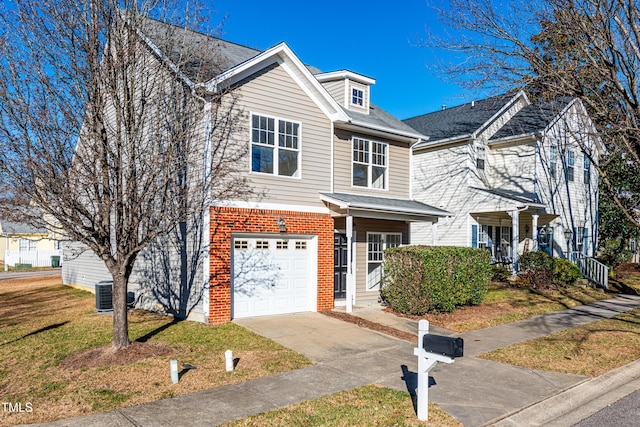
[
  {"left": 351, "top": 87, "right": 364, "bottom": 106},
  {"left": 251, "top": 114, "right": 300, "bottom": 177},
  {"left": 583, "top": 153, "right": 591, "bottom": 184},
  {"left": 549, "top": 146, "right": 558, "bottom": 178},
  {"left": 567, "top": 150, "right": 575, "bottom": 182},
  {"left": 19, "top": 238, "right": 37, "bottom": 252},
  {"left": 367, "top": 233, "right": 401, "bottom": 291},
  {"left": 352, "top": 137, "right": 387, "bottom": 189}
]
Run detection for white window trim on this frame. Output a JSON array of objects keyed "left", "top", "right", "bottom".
[
  {"left": 549, "top": 145, "right": 558, "bottom": 179},
  {"left": 351, "top": 137, "right": 389, "bottom": 191},
  {"left": 250, "top": 112, "right": 302, "bottom": 179},
  {"left": 583, "top": 153, "right": 591, "bottom": 184},
  {"left": 567, "top": 150, "right": 575, "bottom": 182},
  {"left": 350, "top": 86, "right": 364, "bottom": 107},
  {"left": 476, "top": 143, "right": 486, "bottom": 170},
  {"left": 366, "top": 232, "right": 402, "bottom": 292}
]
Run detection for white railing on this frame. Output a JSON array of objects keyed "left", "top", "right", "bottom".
[
  {"left": 570, "top": 251, "right": 609, "bottom": 289},
  {"left": 4, "top": 250, "right": 63, "bottom": 268}
]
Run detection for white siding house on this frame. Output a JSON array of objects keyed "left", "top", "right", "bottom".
[{"left": 405, "top": 92, "right": 605, "bottom": 273}]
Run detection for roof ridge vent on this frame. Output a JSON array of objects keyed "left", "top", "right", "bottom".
[{"left": 471, "top": 100, "right": 475, "bottom": 107}]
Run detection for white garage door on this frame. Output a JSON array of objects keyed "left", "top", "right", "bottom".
[{"left": 231, "top": 235, "right": 316, "bottom": 319}]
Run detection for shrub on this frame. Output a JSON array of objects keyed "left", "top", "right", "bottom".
[
  {"left": 554, "top": 258, "right": 583, "bottom": 287},
  {"left": 598, "top": 238, "right": 632, "bottom": 267},
  {"left": 519, "top": 251, "right": 554, "bottom": 271},
  {"left": 518, "top": 251, "right": 555, "bottom": 289},
  {"left": 381, "top": 246, "right": 491, "bottom": 315},
  {"left": 491, "top": 265, "right": 512, "bottom": 282}
]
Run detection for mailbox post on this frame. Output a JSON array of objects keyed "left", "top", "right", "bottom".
[{"left": 413, "top": 319, "right": 463, "bottom": 421}]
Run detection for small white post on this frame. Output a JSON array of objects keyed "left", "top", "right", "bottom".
[
  {"left": 417, "top": 319, "right": 431, "bottom": 420},
  {"left": 345, "top": 215, "right": 354, "bottom": 313},
  {"left": 225, "top": 349, "right": 234, "bottom": 372},
  {"left": 170, "top": 359, "right": 179, "bottom": 384}
]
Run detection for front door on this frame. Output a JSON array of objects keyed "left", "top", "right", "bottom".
[{"left": 334, "top": 233, "right": 347, "bottom": 299}]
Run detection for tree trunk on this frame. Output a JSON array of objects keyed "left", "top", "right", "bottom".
[{"left": 112, "top": 272, "right": 131, "bottom": 350}]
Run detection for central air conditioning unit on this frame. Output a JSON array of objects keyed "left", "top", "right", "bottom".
[{"left": 95, "top": 280, "right": 113, "bottom": 312}]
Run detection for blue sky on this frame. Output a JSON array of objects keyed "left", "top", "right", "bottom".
[{"left": 209, "top": 0, "right": 465, "bottom": 119}]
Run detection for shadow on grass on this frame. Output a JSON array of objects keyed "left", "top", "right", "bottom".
[
  {"left": 134, "top": 318, "right": 183, "bottom": 343},
  {"left": 0, "top": 321, "right": 69, "bottom": 347}
]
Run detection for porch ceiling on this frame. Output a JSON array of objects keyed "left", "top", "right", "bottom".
[{"left": 471, "top": 210, "right": 559, "bottom": 225}]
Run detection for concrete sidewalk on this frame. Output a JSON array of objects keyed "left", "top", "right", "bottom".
[{"left": 27, "top": 294, "right": 640, "bottom": 427}]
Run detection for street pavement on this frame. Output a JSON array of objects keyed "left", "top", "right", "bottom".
[{"left": 0, "top": 270, "right": 61, "bottom": 280}]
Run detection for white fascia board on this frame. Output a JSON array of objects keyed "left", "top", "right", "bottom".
[
  {"left": 553, "top": 98, "right": 607, "bottom": 156},
  {"left": 488, "top": 132, "right": 539, "bottom": 146},
  {"left": 474, "top": 90, "right": 529, "bottom": 138},
  {"left": 204, "top": 42, "right": 349, "bottom": 123},
  {"left": 316, "top": 70, "right": 376, "bottom": 86},
  {"left": 413, "top": 134, "right": 473, "bottom": 151},
  {"left": 338, "top": 121, "right": 427, "bottom": 143}
]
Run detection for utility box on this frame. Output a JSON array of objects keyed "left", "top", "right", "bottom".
[{"left": 423, "top": 334, "right": 464, "bottom": 358}]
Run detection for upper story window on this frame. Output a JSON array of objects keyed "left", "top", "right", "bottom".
[
  {"left": 549, "top": 146, "right": 558, "bottom": 178},
  {"left": 476, "top": 145, "right": 486, "bottom": 170},
  {"left": 251, "top": 114, "right": 300, "bottom": 177},
  {"left": 351, "top": 87, "right": 364, "bottom": 106},
  {"left": 583, "top": 153, "right": 591, "bottom": 184},
  {"left": 352, "top": 137, "right": 387, "bottom": 189},
  {"left": 566, "top": 150, "right": 575, "bottom": 182}
]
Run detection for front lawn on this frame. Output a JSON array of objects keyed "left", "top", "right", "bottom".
[
  {"left": 479, "top": 307, "right": 640, "bottom": 376},
  {"left": 0, "top": 275, "right": 310, "bottom": 426},
  {"left": 221, "top": 385, "right": 462, "bottom": 427},
  {"left": 415, "top": 281, "right": 610, "bottom": 332}
]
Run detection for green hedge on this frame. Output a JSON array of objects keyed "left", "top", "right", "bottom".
[{"left": 380, "top": 246, "right": 491, "bottom": 315}]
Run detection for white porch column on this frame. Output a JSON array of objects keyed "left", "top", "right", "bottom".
[
  {"left": 346, "top": 215, "right": 354, "bottom": 313},
  {"left": 432, "top": 222, "right": 438, "bottom": 245},
  {"left": 531, "top": 214, "right": 539, "bottom": 252},
  {"left": 508, "top": 210, "right": 520, "bottom": 275}
]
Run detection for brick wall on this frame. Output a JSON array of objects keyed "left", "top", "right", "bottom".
[{"left": 208, "top": 206, "right": 334, "bottom": 324}]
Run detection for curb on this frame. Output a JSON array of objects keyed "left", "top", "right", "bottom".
[{"left": 491, "top": 359, "right": 640, "bottom": 426}]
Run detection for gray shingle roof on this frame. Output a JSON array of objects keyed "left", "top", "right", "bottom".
[
  {"left": 0, "top": 220, "right": 47, "bottom": 235},
  {"left": 140, "top": 17, "right": 261, "bottom": 83},
  {"left": 490, "top": 97, "right": 574, "bottom": 140},
  {"left": 403, "top": 93, "right": 516, "bottom": 141},
  {"left": 320, "top": 193, "right": 451, "bottom": 217},
  {"left": 470, "top": 187, "right": 543, "bottom": 205},
  {"left": 342, "top": 103, "right": 425, "bottom": 138}
]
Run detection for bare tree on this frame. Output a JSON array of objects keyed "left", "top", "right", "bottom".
[
  {"left": 424, "top": 0, "right": 640, "bottom": 230},
  {"left": 0, "top": 0, "right": 249, "bottom": 350}
]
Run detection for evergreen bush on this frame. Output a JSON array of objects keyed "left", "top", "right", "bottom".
[{"left": 381, "top": 246, "right": 491, "bottom": 315}]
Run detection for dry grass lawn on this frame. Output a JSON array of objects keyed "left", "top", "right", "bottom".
[
  {"left": 221, "top": 385, "right": 462, "bottom": 427},
  {"left": 479, "top": 307, "right": 640, "bottom": 376},
  {"left": 396, "top": 281, "right": 610, "bottom": 332},
  {"left": 0, "top": 275, "right": 310, "bottom": 426}
]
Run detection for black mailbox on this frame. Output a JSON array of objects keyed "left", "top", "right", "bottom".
[{"left": 423, "top": 334, "right": 464, "bottom": 358}]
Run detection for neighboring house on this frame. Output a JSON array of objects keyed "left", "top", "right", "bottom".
[
  {"left": 62, "top": 19, "right": 449, "bottom": 323},
  {"left": 405, "top": 91, "right": 606, "bottom": 273},
  {"left": 0, "top": 219, "right": 62, "bottom": 270}
]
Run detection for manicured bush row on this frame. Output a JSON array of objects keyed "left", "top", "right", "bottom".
[
  {"left": 381, "top": 246, "right": 491, "bottom": 315},
  {"left": 518, "top": 251, "right": 583, "bottom": 288}
]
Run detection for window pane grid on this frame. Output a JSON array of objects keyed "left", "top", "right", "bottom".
[
  {"left": 352, "top": 87, "right": 364, "bottom": 106},
  {"left": 251, "top": 114, "right": 300, "bottom": 177},
  {"left": 353, "top": 138, "right": 369, "bottom": 163}
]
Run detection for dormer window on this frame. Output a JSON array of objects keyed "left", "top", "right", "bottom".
[{"left": 351, "top": 87, "right": 364, "bottom": 106}]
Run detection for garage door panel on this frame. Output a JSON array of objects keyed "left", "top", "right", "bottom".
[{"left": 232, "top": 236, "right": 315, "bottom": 319}]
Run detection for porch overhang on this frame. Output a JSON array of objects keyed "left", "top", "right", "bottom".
[
  {"left": 319, "top": 193, "right": 451, "bottom": 222},
  {"left": 469, "top": 187, "right": 547, "bottom": 212}
]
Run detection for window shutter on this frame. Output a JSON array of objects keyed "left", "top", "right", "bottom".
[
  {"left": 583, "top": 227, "right": 589, "bottom": 255},
  {"left": 472, "top": 224, "right": 478, "bottom": 248}
]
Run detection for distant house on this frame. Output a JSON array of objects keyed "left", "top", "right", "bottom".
[
  {"left": 404, "top": 91, "right": 606, "bottom": 273},
  {"left": 62, "top": 18, "right": 450, "bottom": 323},
  {"left": 0, "top": 219, "right": 62, "bottom": 269}
]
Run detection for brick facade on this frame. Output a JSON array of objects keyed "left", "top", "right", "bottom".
[{"left": 208, "top": 206, "right": 334, "bottom": 324}]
